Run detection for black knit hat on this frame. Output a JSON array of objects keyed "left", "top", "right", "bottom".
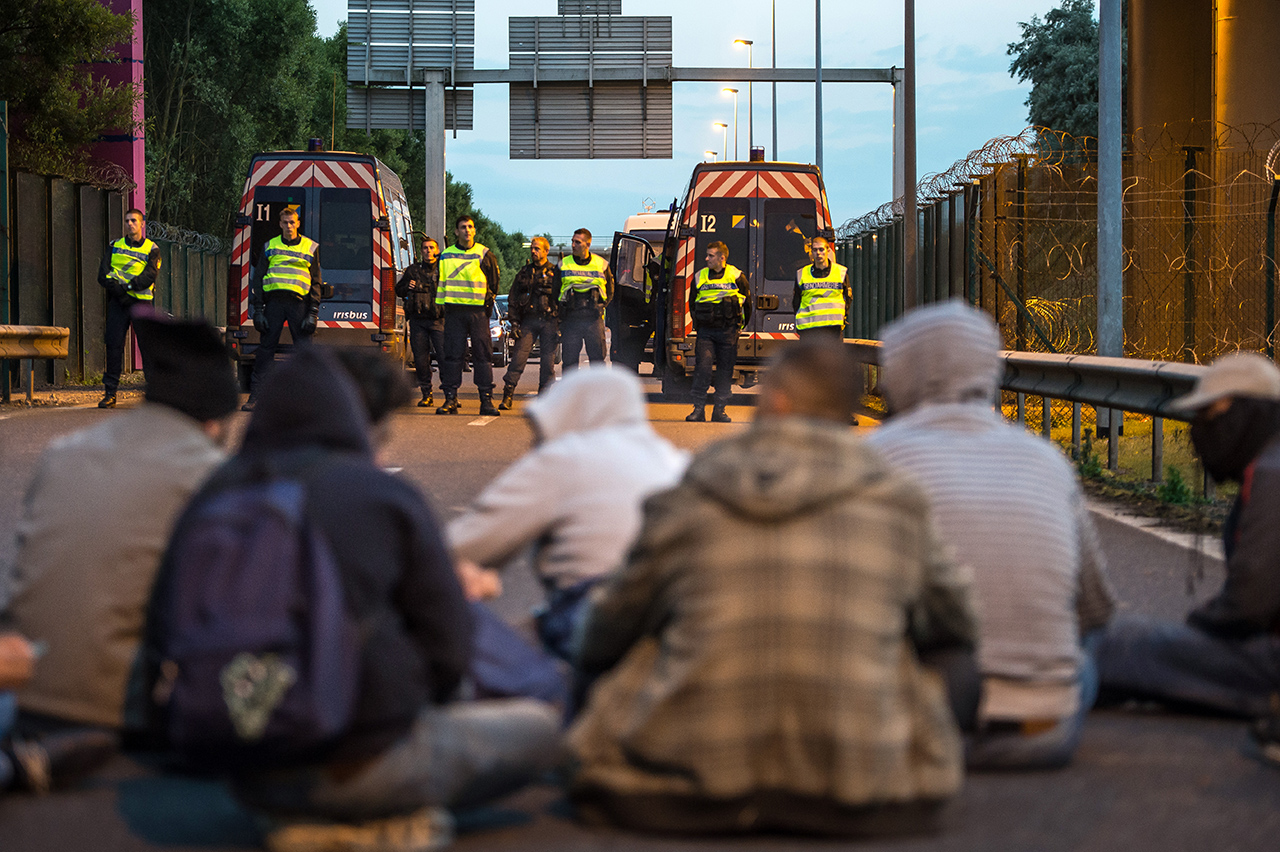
[{"left": 132, "top": 312, "right": 240, "bottom": 422}]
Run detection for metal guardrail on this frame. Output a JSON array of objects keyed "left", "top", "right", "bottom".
[
  {"left": 0, "top": 325, "right": 70, "bottom": 405},
  {"left": 847, "top": 339, "right": 1211, "bottom": 492}
]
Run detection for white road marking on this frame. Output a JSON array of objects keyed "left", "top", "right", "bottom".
[{"left": 468, "top": 417, "right": 497, "bottom": 426}]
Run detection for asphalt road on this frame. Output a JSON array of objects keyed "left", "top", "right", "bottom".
[{"left": 0, "top": 364, "right": 1276, "bottom": 851}]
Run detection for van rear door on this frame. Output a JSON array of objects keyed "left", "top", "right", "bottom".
[
  {"left": 751, "top": 196, "right": 818, "bottom": 356},
  {"left": 317, "top": 187, "right": 375, "bottom": 324}
]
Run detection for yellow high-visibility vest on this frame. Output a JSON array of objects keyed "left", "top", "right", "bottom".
[
  {"left": 559, "top": 254, "right": 609, "bottom": 303},
  {"left": 694, "top": 264, "right": 744, "bottom": 305},
  {"left": 108, "top": 238, "right": 159, "bottom": 301},
  {"left": 438, "top": 242, "right": 491, "bottom": 306},
  {"left": 795, "top": 262, "right": 848, "bottom": 330},
  {"left": 263, "top": 235, "right": 318, "bottom": 297}
]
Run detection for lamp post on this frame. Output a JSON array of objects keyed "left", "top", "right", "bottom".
[
  {"left": 722, "top": 88, "right": 739, "bottom": 160},
  {"left": 771, "top": 0, "right": 777, "bottom": 160},
  {"left": 713, "top": 122, "right": 728, "bottom": 162},
  {"left": 704, "top": 150, "right": 718, "bottom": 162},
  {"left": 734, "top": 39, "right": 754, "bottom": 154}
]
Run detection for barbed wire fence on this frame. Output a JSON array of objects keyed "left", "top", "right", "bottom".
[{"left": 838, "top": 121, "right": 1280, "bottom": 438}]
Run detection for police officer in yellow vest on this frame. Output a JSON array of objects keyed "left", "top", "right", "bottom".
[
  {"left": 96, "top": 208, "right": 162, "bottom": 408},
  {"left": 792, "top": 235, "right": 851, "bottom": 339},
  {"left": 436, "top": 214, "right": 502, "bottom": 416},
  {"left": 559, "top": 228, "right": 614, "bottom": 372},
  {"left": 687, "top": 240, "right": 752, "bottom": 423},
  {"left": 243, "top": 206, "right": 323, "bottom": 411}
]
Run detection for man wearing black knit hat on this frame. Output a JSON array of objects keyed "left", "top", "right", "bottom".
[{"left": 0, "top": 314, "right": 238, "bottom": 792}]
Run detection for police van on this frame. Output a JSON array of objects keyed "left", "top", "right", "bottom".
[
  {"left": 226, "top": 148, "right": 415, "bottom": 385},
  {"left": 611, "top": 158, "right": 835, "bottom": 396}
]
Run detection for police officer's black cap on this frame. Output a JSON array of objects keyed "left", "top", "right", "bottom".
[{"left": 131, "top": 312, "right": 239, "bottom": 422}]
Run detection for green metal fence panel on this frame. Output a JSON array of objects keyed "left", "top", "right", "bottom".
[{"left": 49, "top": 179, "right": 77, "bottom": 383}]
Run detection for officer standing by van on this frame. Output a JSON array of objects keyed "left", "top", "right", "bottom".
[
  {"left": 396, "top": 236, "right": 445, "bottom": 408},
  {"left": 792, "top": 235, "right": 851, "bottom": 339},
  {"left": 687, "top": 240, "right": 751, "bottom": 423},
  {"left": 97, "top": 208, "right": 161, "bottom": 409},
  {"left": 243, "top": 206, "right": 322, "bottom": 411},
  {"left": 498, "top": 236, "right": 560, "bottom": 409},
  {"left": 558, "top": 228, "right": 614, "bottom": 372},
  {"left": 437, "top": 214, "right": 501, "bottom": 416}
]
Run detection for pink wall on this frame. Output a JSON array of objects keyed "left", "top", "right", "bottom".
[{"left": 90, "top": 0, "right": 145, "bottom": 211}]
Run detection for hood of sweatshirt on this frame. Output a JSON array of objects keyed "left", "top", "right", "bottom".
[
  {"left": 526, "top": 366, "right": 651, "bottom": 441},
  {"left": 241, "top": 347, "right": 373, "bottom": 456},
  {"left": 685, "top": 417, "right": 893, "bottom": 521}
]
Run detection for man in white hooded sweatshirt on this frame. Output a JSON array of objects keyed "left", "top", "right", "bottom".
[{"left": 448, "top": 366, "right": 688, "bottom": 658}]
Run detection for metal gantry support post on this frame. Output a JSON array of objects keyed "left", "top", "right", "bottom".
[
  {"left": 1099, "top": 0, "right": 1123, "bottom": 470},
  {"left": 902, "top": 0, "right": 918, "bottom": 309},
  {"left": 423, "top": 70, "right": 447, "bottom": 247}
]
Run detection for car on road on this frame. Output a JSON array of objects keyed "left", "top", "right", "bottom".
[{"left": 490, "top": 300, "right": 512, "bottom": 367}]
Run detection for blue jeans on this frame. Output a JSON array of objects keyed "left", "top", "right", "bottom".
[
  {"left": 966, "top": 632, "right": 1102, "bottom": 770},
  {"left": 1096, "top": 613, "right": 1280, "bottom": 718},
  {"left": 0, "top": 691, "right": 16, "bottom": 789}
]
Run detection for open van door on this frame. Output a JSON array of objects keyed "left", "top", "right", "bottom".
[{"left": 609, "top": 232, "right": 656, "bottom": 372}]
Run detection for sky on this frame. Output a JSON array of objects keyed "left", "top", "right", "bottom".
[{"left": 310, "top": 0, "right": 1062, "bottom": 243}]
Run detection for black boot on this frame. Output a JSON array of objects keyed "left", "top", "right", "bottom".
[
  {"left": 418, "top": 389, "right": 434, "bottom": 408},
  {"left": 497, "top": 387, "right": 515, "bottom": 410},
  {"left": 478, "top": 392, "right": 501, "bottom": 417},
  {"left": 98, "top": 393, "right": 116, "bottom": 409},
  {"left": 436, "top": 392, "right": 458, "bottom": 415},
  {"left": 711, "top": 404, "right": 732, "bottom": 423},
  {"left": 685, "top": 403, "right": 706, "bottom": 422}
]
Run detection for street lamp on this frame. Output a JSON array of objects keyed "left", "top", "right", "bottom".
[
  {"left": 704, "top": 150, "right": 718, "bottom": 162},
  {"left": 712, "top": 122, "right": 728, "bottom": 162},
  {"left": 734, "top": 39, "right": 754, "bottom": 155},
  {"left": 722, "top": 88, "right": 739, "bottom": 160}
]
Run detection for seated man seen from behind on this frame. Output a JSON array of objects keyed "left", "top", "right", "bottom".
[{"left": 569, "top": 337, "right": 976, "bottom": 839}]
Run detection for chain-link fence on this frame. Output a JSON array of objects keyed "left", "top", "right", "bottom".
[{"left": 838, "top": 122, "right": 1280, "bottom": 363}]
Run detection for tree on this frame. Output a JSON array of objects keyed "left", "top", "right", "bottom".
[
  {"left": 1007, "top": 0, "right": 1103, "bottom": 141},
  {"left": 0, "top": 0, "right": 139, "bottom": 178},
  {"left": 145, "top": 0, "right": 322, "bottom": 233}
]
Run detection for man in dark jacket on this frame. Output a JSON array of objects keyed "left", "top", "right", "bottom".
[
  {"left": 686, "top": 241, "right": 751, "bottom": 423},
  {"left": 139, "top": 348, "right": 561, "bottom": 848},
  {"left": 1098, "top": 353, "right": 1280, "bottom": 729},
  {"left": 396, "top": 236, "right": 445, "bottom": 408},
  {"left": 498, "top": 236, "right": 560, "bottom": 409}
]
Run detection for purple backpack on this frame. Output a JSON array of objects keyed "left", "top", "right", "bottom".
[{"left": 153, "top": 477, "right": 359, "bottom": 771}]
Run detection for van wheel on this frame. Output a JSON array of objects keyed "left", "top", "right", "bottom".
[{"left": 661, "top": 370, "right": 692, "bottom": 401}]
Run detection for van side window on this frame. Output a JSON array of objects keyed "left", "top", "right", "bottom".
[
  {"left": 320, "top": 188, "right": 373, "bottom": 271},
  {"left": 764, "top": 199, "right": 817, "bottom": 282}
]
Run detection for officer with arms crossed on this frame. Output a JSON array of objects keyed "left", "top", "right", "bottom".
[
  {"left": 243, "top": 206, "right": 323, "bottom": 411},
  {"left": 499, "top": 236, "right": 561, "bottom": 409},
  {"left": 792, "top": 235, "right": 851, "bottom": 339},
  {"left": 396, "top": 236, "right": 445, "bottom": 408},
  {"left": 558, "top": 228, "right": 614, "bottom": 372},
  {"left": 97, "top": 208, "right": 161, "bottom": 409},
  {"left": 437, "top": 215, "right": 502, "bottom": 416},
  {"left": 686, "top": 240, "right": 751, "bottom": 423}
]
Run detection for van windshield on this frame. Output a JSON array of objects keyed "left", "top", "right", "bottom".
[
  {"left": 320, "top": 189, "right": 373, "bottom": 271},
  {"left": 764, "top": 199, "right": 817, "bottom": 282}
]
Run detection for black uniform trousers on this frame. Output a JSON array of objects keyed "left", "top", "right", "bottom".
[
  {"left": 103, "top": 295, "right": 150, "bottom": 394},
  {"left": 560, "top": 313, "right": 606, "bottom": 372},
  {"left": 503, "top": 315, "right": 558, "bottom": 392},
  {"left": 407, "top": 315, "right": 446, "bottom": 393},
  {"left": 440, "top": 305, "right": 494, "bottom": 395},
  {"left": 691, "top": 325, "right": 740, "bottom": 405},
  {"left": 251, "top": 292, "right": 312, "bottom": 393}
]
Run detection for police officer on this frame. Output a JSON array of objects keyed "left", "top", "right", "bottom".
[
  {"left": 437, "top": 214, "right": 501, "bottom": 416},
  {"left": 396, "top": 236, "right": 445, "bottom": 408},
  {"left": 558, "top": 228, "right": 614, "bottom": 372},
  {"left": 97, "top": 208, "right": 161, "bottom": 408},
  {"left": 498, "top": 236, "right": 561, "bottom": 409},
  {"left": 792, "top": 235, "right": 851, "bottom": 339},
  {"left": 687, "top": 240, "right": 751, "bottom": 423},
  {"left": 243, "top": 206, "right": 323, "bottom": 411}
]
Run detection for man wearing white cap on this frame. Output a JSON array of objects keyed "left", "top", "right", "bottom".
[{"left": 1097, "top": 352, "right": 1280, "bottom": 733}]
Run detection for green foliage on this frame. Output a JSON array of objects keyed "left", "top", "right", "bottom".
[
  {"left": 1007, "top": 0, "right": 1125, "bottom": 140},
  {"left": 145, "top": 0, "right": 323, "bottom": 233},
  {"left": 1076, "top": 430, "right": 1105, "bottom": 479},
  {"left": 1156, "top": 464, "right": 1194, "bottom": 505},
  {"left": 444, "top": 175, "right": 527, "bottom": 291},
  {"left": 0, "top": 0, "right": 140, "bottom": 177}
]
